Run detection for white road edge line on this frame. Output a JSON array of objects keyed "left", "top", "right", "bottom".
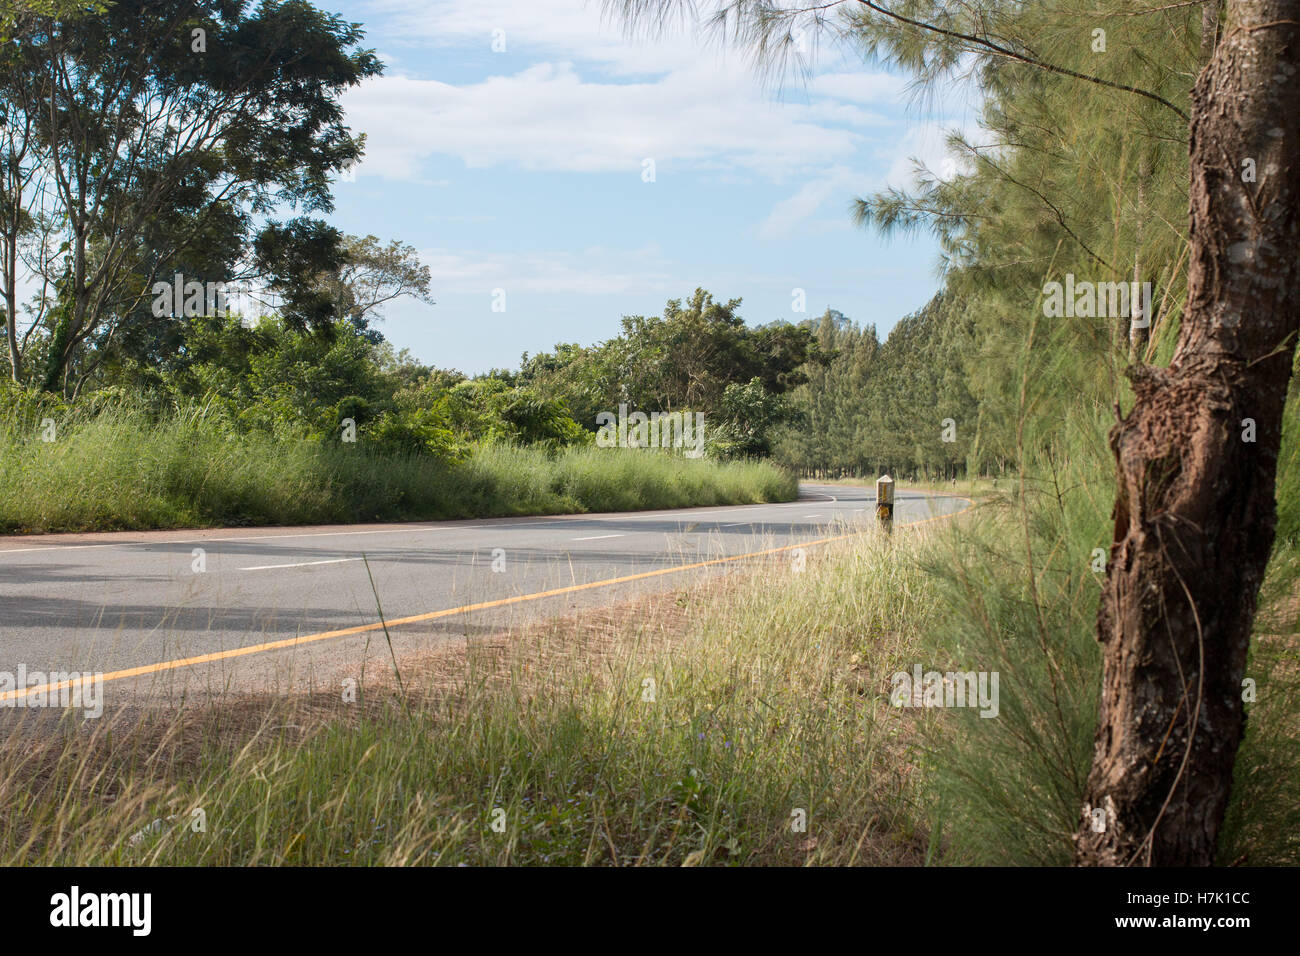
[
  {"left": 572, "top": 534, "right": 625, "bottom": 541},
  {"left": 240, "top": 557, "right": 364, "bottom": 571},
  {"left": 0, "top": 502, "right": 806, "bottom": 556},
  {"left": 0, "top": 488, "right": 928, "bottom": 558}
]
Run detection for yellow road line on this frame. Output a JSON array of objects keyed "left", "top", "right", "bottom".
[{"left": 0, "top": 495, "right": 974, "bottom": 702}]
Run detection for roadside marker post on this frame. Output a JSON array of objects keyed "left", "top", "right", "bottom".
[{"left": 876, "top": 474, "right": 894, "bottom": 533}]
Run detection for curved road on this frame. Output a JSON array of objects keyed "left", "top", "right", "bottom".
[{"left": 0, "top": 483, "right": 968, "bottom": 710}]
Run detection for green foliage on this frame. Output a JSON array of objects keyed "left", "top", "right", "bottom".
[
  {"left": 0, "top": 0, "right": 106, "bottom": 43},
  {"left": 919, "top": 409, "right": 1112, "bottom": 864},
  {"left": 443, "top": 379, "right": 590, "bottom": 450},
  {"left": 0, "top": 398, "right": 795, "bottom": 533},
  {"left": 0, "top": 0, "right": 382, "bottom": 390},
  {"left": 774, "top": 298, "right": 978, "bottom": 478},
  {"left": 709, "top": 377, "right": 799, "bottom": 459},
  {"left": 7, "top": 276, "right": 831, "bottom": 537},
  {"left": 520, "top": 288, "right": 820, "bottom": 446}
]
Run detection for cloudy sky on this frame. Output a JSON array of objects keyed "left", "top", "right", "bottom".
[{"left": 324, "top": 0, "right": 975, "bottom": 373}]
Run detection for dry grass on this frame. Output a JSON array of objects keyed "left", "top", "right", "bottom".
[{"left": 0, "top": 521, "right": 948, "bottom": 866}]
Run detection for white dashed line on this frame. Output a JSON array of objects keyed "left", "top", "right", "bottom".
[{"left": 241, "top": 557, "right": 364, "bottom": 571}]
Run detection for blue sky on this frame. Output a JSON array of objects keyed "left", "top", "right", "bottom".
[{"left": 323, "top": 0, "right": 976, "bottom": 374}]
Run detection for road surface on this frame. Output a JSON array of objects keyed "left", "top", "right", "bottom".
[{"left": 0, "top": 483, "right": 968, "bottom": 710}]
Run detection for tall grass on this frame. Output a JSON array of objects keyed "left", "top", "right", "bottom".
[
  {"left": 0, "top": 524, "right": 945, "bottom": 866},
  {"left": 1216, "top": 389, "right": 1300, "bottom": 865},
  {"left": 911, "top": 405, "right": 1113, "bottom": 864},
  {"left": 0, "top": 404, "right": 796, "bottom": 533},
  {"left": 912, "top": 393, "right": 1300, "bottom": 865}
]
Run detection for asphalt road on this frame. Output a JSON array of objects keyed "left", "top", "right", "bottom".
[{"left": 0, "top": 483, "right": 968, "bottom": 710}]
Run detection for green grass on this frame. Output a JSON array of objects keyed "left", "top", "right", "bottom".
[
  {"left": 2, "top": 523, "right": 944, "bottom": 866},
  {"left": 907, "top": 399, "right": 1300, "bottom": 866},
  {"left": 1216, "top": 391, "right": 1300, "bottom": 865},
  {"left": 0, "top": 405, "right": 796, "bottom": 533}
]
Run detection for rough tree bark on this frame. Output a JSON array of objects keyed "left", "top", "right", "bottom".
[{"left": 1075, "top": 0, "right": 1300, "bottom": 865}]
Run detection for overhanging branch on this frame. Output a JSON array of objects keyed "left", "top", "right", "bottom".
[{"left": 857, "top": 0, "right": 1190, "bottom": 122}]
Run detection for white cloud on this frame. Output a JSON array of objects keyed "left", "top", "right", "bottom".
[
  {"left": 418, "top": 243, "right": 677, "bottom": 296},
  {"left": 344, "top": 0, "right": 924, "bottom": 183},
  {"left": 338, "top": 0, "right": 984, "bottom": 303},
  {"left": 882, "top": 120, "right": 981, "bottom": 190},
  {"left": 757, "top": 165, "right": 863, "bottom": 239},
  {"left": 370, "top": 0, "right": 739, "bottom": 76},
  {"left": 343, "top": 63, "right": 871, "bottom": 179},
  {"left": 807, "top": 71, "right": 907, "bottom": 104}
]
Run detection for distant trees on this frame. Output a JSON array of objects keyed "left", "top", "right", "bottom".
[
  {"left": 608, "top": 288, "right": 819, "bottom": 411},
  {"left": 773, "top": 298, "right": 980, "bottom": 479},
  {"left": 70, "top": 281, "right": 826, "bottom": 464},
  {"left": 79, "top": 312, "right": 588, "bottom": 461},
  {"left": 517, "top": 289, "right": 984, "bottom": 475},
  {"left": 520, "top": 287, "right": 820, "bottom": 455},
  {"left": 309, "top": 236, "right": 434, "bottom": 342}
]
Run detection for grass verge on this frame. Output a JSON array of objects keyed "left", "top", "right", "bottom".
[
  {"left": 1, "top": 520, "right": 945, "bottom": 865},
  {"left": 0, "top": 407, "right": 796, "bottom": 533}
]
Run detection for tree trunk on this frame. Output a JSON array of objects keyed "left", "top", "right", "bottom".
[
  {"left": 1075, "top": 0, "right": 1300, "bottom": 866},
  {"left": 1128, "top": 163, "right": 1150, "bottom": 363},
  {"left": 2, "top": 291, "right": 17, "bottom": 383}
]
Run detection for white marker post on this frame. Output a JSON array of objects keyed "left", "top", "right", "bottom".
[{"left": 876, "top": 474, "right": 895, "bottom": 533}]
